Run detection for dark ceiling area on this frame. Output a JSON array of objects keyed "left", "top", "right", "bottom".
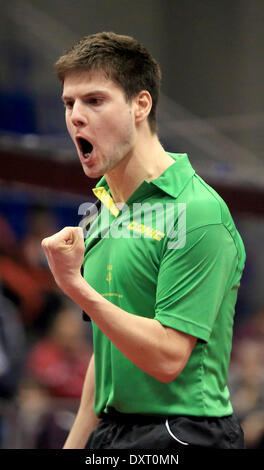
[{"left": 0, "top": 0, "right": 264, "bottom": 211}]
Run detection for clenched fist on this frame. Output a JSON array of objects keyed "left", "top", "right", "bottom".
[{"left": 41, "top": 226, "right": 85, "bottom": 294}]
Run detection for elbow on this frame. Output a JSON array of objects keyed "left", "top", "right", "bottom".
[
  {"left": 156, "top": 371, "right": 179, "bottom": 384},
  {"left": 156, "top": 375, "right": 175, "bottom": 384},
  {"left": 152, "top": 327, "right": 197, "bottom": 383},
  {"left": 161, "top": 375, "right": 178, "bottom": 384},
  {"left": 152, "top": 360, "right": 184, "bottom": 384}
]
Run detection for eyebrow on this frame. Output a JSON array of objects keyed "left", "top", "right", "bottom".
[{"left": 61, "top": 90, "right": 109, "bottom": 102}]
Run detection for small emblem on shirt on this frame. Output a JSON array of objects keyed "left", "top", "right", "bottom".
[{"left": 106, "top": 264, "right": 112, "bottom": 283}]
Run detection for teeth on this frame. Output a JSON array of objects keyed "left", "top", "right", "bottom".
[{"left": 84, "top": 153, "right": 91, "bottom": 158}]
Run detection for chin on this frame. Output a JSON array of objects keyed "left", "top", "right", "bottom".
[{"left": 82, "top": 165, "right": 104, "bottom": 179}]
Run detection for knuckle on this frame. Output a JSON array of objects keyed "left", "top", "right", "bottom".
[{"left": 41, "top": 239, "right": 47, "bottom": 248}]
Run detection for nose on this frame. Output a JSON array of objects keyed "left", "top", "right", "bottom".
[{"left": 71, "top": 101, "right": 87, "bottom": 128}]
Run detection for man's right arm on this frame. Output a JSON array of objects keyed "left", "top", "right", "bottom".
[{"left": 63, "top": 353, "right": 100, "bottom": 449}]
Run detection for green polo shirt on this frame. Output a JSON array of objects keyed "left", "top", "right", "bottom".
[{"left": 82, "top": 153, "right": 246, "bottom": 418}]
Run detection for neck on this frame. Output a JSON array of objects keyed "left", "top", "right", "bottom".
[{"left": 105, "top": 132, "right": 175, "bottom": 204}]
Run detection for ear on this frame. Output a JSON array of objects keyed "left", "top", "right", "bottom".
[{"left": 134, "top": 90, "right": 152, "bottom": 125}]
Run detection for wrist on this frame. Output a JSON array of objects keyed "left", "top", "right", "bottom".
[
  {"left": 63, "top": 275, "right": 105, "bottom": 320},
  {"left": 61, "top": 271, "right": 84, "bottom": 298}
]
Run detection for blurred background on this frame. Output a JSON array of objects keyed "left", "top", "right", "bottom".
[{"left": 0, "top": 0, "right": 264, "bottom": 449}]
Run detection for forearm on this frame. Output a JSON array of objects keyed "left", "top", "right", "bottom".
[
  {"left": 63, "top": 354, "right": 100, "bottom": 449},
  {"left": 63, "top": 405, "right": 99, "bottom": 449},
  {"left": 41, "top": 218, "right": 195, "bottom": 387},
  {"left": 65, "top": 276, "right": 193, "bottom": 383}
]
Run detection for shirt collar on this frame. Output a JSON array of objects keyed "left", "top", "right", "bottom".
[
  {"left": 92, "top": 153, "right": 195, "bottom": 215},
  {"left": 148, "top": 153, "right": 195, "bottom": 198}
]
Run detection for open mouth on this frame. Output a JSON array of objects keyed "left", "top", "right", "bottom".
[{"left": 77, "top": 137, "right": 94, "bottom": 158}]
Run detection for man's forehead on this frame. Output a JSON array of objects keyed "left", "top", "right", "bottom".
[{"left": 63, "top": 69, "right": 116, "bottom": 94}]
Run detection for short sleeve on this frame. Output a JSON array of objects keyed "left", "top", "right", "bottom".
[{"left": 154, "top": 224, "right": 238, "bottom": 342}]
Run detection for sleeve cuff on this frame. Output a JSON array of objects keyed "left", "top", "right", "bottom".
[{"left": 155, "top": 311, "right": 211, "bottom": 342}]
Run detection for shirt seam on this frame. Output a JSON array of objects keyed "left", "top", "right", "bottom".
[
  {"left": 199, "top": 343, "right": 208, "bottom": 414},
  {"left": 155, "top": 312, "right": 211, "bottom": 336},
  {"left": 202, "top": 183, "right": 240, "bottom": 256},
  {"left": 193, "top": 174, "right": 224, "bottom": 218},
  {"left": 191, "top": 176, "right": 242, "bottom": 264},
  {"left": 168, "top": 221, "right": 223, "bottom": 239}
]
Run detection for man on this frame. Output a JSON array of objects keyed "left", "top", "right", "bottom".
[{"left": 42, "top": 32, "right": 246, "bottom": 449}]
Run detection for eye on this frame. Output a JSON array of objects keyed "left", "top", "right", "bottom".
[
  {"left": 64, "top": 101, "right": 74, "bottom": 109},
  {"left": 87, "top": 97, "right": 103, "bottom": 106}
]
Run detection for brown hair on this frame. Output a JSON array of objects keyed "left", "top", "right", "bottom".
[{"left": 55, "top": 32, "right": 161, "bottom": 133}]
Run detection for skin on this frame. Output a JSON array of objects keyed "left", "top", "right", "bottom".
[
  {"left": 62, "top": 69, "right": 175, "bottom": 202},
  {"left": 63, "top": 70, "right": 136, "bottom": 182},
  {"left": 42, "top": 70, "right": 197, "bottom": 448}
]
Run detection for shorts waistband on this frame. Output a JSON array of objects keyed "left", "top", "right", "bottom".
[
  {"left": 100, "top": 408, "right": 167, "bottom": 424},
  {"left": 100, "top": 408, "right": 234, "bottom": 425}
]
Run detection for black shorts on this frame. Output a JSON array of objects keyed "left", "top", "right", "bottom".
[{"left": 85, "top": 408, "right": 244, "bottom": 450}]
